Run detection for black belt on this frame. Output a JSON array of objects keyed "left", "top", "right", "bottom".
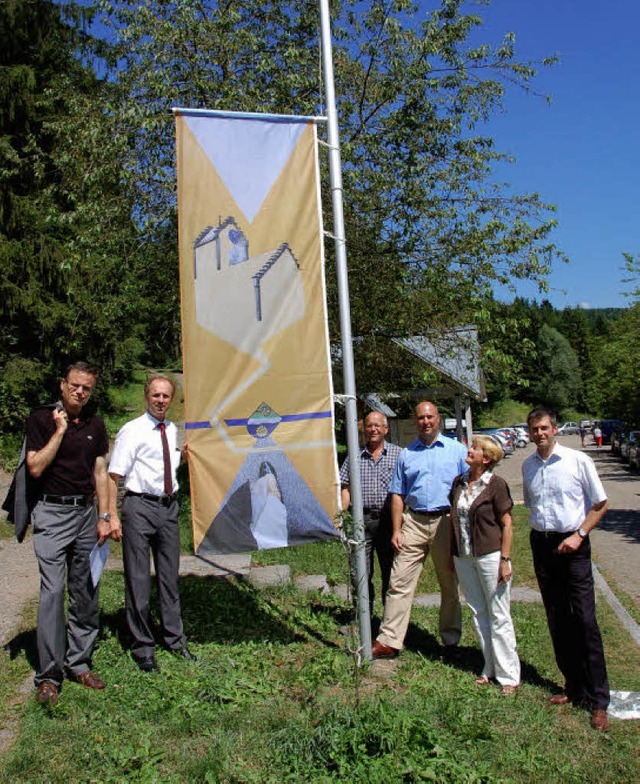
[
  {"left": 125, "top": 491, "right": 177, "bottom": 507},
  {"left": 409, "top": 508, "right": 449, "bottom": 518},
  {"left": 40, "top": 494, "right": 91, "bottom": 507},
  {"left": 363, "top": 507, "right": 382, "bottom": 519},
  {"left": 531, "top": 528, "right": 576, "bottom": 539}
]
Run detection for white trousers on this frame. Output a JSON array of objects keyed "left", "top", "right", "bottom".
[{"left": 454, "top": 551, "right": 520, "bottom": 686}]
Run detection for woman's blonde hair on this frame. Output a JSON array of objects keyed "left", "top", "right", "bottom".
[{"left": 472, "top": 435, "right": 504, "bottom": 470}]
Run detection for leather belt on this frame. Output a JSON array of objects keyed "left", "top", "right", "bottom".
[
  {"left": 41, "top": 494, "right": 91, "bottom": 507},
  {"left": 409, "top": 508, "right": 449, "bottom": 518},
  {"left": 531, "top": 528, "right": 573, "bottom": 539},
  {"left": 125, "top": 491, "right": 177, "bottom": 507},
  {"left": 363, "top": 507, "right": 382, "bottom": 519}
]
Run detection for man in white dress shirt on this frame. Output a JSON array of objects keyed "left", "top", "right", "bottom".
[
  {"left": 108, "top": 375, "right": 194, "bottom": 672},
  {"left": 522, "top": 407, "right": 609, "bottom": 731}
]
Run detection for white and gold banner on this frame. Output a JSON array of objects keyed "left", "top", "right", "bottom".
[{"left": 175, "top": 109, "right": 339, "bottom": 557}]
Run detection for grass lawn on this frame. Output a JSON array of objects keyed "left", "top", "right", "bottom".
[{"left": 1, "top": 511, "right": 639, "bottom": 783}]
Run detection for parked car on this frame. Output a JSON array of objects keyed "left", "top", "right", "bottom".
[
  {"left": 628, "top": 442, "right": 640, "bottom": 472},
  {"left": 620, "top": 431, "right": 640, "bottom": 462},
  {"left": 580, "top": 419, "right": 593, "bottom": 431},
  {"left": 594, "top": 419, "right": 624, "bottom": 445},
  {"left": 511, "top": 426, "right": 530, "bottom": 447},
  {"left": 610, "top": 428, "right": 627, "bottom": 455},
  {"left": 557, "top": 421, "right": 579, "bottom": 435},
  {"left": 473, "top": 428, "right": 515, "bottom": 455}
]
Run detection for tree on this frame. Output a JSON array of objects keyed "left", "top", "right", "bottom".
[
  {"left": 0, "top": 0, "right": 147, "bottom": 426},
  {"left": 590, "top": 254, "right": 640, "bottom": 422},
  {"left": 97, "top": 0, "right": 563, "bottom": 390},
  {"left": 533, "top": 324, "right": 582, "bottom": 413}
]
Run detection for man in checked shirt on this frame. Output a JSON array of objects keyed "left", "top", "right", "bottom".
[{"left": 340, "top": 411, "right": 402, "bottom": 623}]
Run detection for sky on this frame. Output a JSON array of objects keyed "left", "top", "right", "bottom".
[{"left": 451, "top": 0, "right": 640, "bottom": 310}]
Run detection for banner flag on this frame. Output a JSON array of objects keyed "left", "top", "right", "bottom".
[{"left": 174, "top": 109, "right": 339, "bottom": 557}]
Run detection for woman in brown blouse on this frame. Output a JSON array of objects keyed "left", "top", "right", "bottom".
[{"left": 449, "top": 435, "right": 520, "bottom": 694}]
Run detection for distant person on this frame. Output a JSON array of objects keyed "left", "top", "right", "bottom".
[
  {"left": 523, "top": 407, "right": 609, "bottom": 731},
  {"left": 108, "top": 375, "right": 195, "bottom": 672},
  {"left": 371, "top": 401, "right": 468, "bottom": 659},
  {"left": 449, "top": 435, "right": 520, "bottom": 694},
  {"left": 340, "top": 411, "right": 401, "bottom": 622},
  {"left": 593, "top": 425, "right": 602, "bottom": 449},
  {"left": 579, "top": 425, "right": 586, "bottom": 448},
  {"left": 25, "top": 362, "right": 112, "bottom": 706}
]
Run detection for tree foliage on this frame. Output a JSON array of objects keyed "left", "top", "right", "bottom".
[
  {"left": 97, "top": 0, "right": 563, "bottom": 387},
  {"left": 0, "top": 0, "right": 149, "bottom": 425},
  {"left": 2, "top": 0, "right": 576, "bottom": 439}
]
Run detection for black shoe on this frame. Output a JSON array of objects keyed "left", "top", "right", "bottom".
[
  {"left": 136, "top": 656, "right": 159, "bottom": 673},
  {"left": 442, "top": 645, "right": 462, "bottom": 663},
  {"left": 172, "top": 646, "right": 197, "bottom": 662}
]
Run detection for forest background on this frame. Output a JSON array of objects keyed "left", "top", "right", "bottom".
[{"left": 1, "top": 0, "right": 639, "bottom": 468}]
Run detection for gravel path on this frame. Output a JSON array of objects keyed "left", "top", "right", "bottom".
[{"left": 1, "top": 434, "right": 638, "bottom": 649}]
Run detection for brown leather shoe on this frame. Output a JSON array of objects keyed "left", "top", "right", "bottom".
[
  {"left": 590, "top": 709, "right": 609, "bottom": 731},
  {"left": 549, "top": 694, "right": 570, "bottom": 705},
  {"left": 36, "top": 680, "right": 59, "bottom": 705},
  {"left": 70, "top": 670, "right": 106, "bottom": 690},
  {"left": 371, "top": 640, "right": 399, "bottom": 659}
]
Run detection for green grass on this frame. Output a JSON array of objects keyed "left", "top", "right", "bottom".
[
  {"left": 252, "top": 505, "right": 539, "bottom": 599},
  {"left": 1, "top": 504, "right": 639, "bottom": 783}
]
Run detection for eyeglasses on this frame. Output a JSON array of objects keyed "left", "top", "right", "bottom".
[{"left": 65, "top": 381, "right": 94, "bottom": 394}]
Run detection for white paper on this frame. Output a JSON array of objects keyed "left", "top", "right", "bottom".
[{"left": 90, "top": 540, "right": 110, "bottom": 588}]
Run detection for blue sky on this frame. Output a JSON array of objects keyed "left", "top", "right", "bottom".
[{"left": 455, "top": 0, "right": 639, "bottom": 309}]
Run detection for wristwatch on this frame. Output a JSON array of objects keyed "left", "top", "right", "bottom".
[
  {"left": 577, "top": 527, "right": 587, "bottom": 539},
  {"left": 98, "top": 513, "right": 111, "bottom": 522}
]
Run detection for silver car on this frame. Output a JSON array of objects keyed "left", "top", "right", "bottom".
[{"left": 557, "top": 421, "right": 580, "bottom": 435}]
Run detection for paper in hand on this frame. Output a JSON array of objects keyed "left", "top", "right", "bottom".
[{"left": 90, "top": 540, "right": 110, "bottom": 588}]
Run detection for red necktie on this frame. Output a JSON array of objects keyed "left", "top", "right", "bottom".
[{"left": 158, "top": 422, "right": 173, "bottom": 495}]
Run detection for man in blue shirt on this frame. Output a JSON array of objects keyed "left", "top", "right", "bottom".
[{"left": 372, "top": 401, "right": 468, "bottom": 658}]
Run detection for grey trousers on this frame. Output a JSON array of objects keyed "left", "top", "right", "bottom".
[
  {"left": 32, "top": 501, "right": 99, "bottom": 686},
  {"left": 122, "top": 495, "right": 186, "bottom": 660}
]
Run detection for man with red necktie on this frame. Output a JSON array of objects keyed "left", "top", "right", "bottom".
[{"left": 108, "top": 375, "right": 194, "bottom": 672}]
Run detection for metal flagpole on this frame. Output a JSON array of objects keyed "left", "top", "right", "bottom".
[{"left": 318, "top": 0, "right": 372, "bottom": 658}]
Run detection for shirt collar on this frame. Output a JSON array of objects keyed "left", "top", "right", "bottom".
[
  {"left": 417, "top": 433, "right": 445, "bottom": 449},
  {"left": 363, "top": 441, "right": 387, "bottom": 457},
  {"left": 534, "top": 442, "right": 563, "bottom": 464},
  {"left": 462, "top": 469, "right": 493, "bottom": 488},
  {"left": 146, "top": 410, "right": 170, "bottom": 429}
]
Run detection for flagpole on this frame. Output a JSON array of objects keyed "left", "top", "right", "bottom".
[{"left": 318, "top": 0, "right": 372, "bottom": 659}]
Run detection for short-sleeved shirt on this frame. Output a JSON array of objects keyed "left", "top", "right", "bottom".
[
  {"left": 339, "top": 441, "right": 402, "bottom": 510},
  {"left": 389, "top": 434, "right": 468, "bottom": 512},
  {"left": 109, "top": 411, "right": 180, "bottom": 495},
  {"left": 522, "top": 442, "right": 606, "bottom": 533},
  {"left": 25, "top": 405, "right": 108, "bottom": 496}
]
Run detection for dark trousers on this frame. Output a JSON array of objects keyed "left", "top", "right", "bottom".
[
  {"left": 32, "top": 501, "right": 99, "bottom": 685},
  {"left": 530, "top": 530, "right": 609, "bottom": 709},
  {"left": 350, "top": 510, "right": 394, "bottom": 617},
  {"left": 122, "top": 495, "right": 186, "bottom": 660}
]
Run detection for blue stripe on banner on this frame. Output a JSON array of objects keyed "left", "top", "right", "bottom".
[
  {"left": 222, "top": 411, "right": 333, "bottom": 427},
  {"left": 281, "top": 412, "right": 332, "bottom": 422},
  {"left": 185, "top": 421, "right": 212, "bottom": 430}
]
